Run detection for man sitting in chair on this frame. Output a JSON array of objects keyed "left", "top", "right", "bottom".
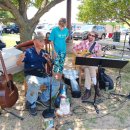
[
  {"left": 73, "top": 31, "right": 103, "bottom": 101},
  {"left": 17, "top": 33, "right": 60, "bottom": 116}
]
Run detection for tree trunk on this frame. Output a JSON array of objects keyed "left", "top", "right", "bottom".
[
  {"left": 19, "top": 23, "right": 37, "bottom": 42},
  {"left": 20, "top": 30, "right": 32, "bottom": 43},
  {"left": 0, "top": 0, "right": 65, "bottom": 43}
]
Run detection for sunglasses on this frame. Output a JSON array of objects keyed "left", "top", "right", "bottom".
[
  {"left": 88, "top": 34, "right": 95, "bottom": 37},
  {"left": 59, "top": 18, "right": 66, "bottom": 23}
]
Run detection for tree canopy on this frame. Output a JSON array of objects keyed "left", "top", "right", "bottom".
[
  {"left": 78, "top": 0, "right": 130, "bottom": 26},
  {"left": 0, "top": 11, "right": 13, "bottom": 20},
  {"left": 0, "top": 0, "right": 64, "bottom": 42}
]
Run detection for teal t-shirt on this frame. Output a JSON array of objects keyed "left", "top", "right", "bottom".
[{"left": 49, "top": 27, "right": 69, "bottom": 53}]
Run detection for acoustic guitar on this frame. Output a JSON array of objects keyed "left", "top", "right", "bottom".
[
  {"left": 76, "top": 49, "right": 94, "bottom": 57},
  {"left": 0, "top": 51, "right": 19, "bottom": 108},
  {"left": 72, "top": 49, "right": 96, "bottom": 66}
]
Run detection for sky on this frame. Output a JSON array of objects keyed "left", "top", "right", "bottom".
[{"left": 27, "top": 0, "right": 82, "bottom": 24}]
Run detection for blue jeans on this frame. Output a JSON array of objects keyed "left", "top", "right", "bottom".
[{"left": 25, "top": 75, "right": 60, "bottom": 108}]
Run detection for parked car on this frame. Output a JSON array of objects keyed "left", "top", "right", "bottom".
[
  {"left": 72, "top": 25, "right": 106, "bottom": 40},
  {"left": 119, "top": 27, "right": 130, "bottom": 34},
  {"left": 71, "top": 24, "right": 83, "bottom": 32},
  {"left": 34, "top": 24, "right": 55, "bottom": 37},
  {"left": 3, "top": 24, "right": 19, "bottom": 34}
]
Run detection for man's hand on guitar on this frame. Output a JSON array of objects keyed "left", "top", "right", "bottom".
[
  {"left": 77, "top": 53, "right": 82, "bottom": 57},
  {"left": 77, "top": 50, "right": 92, "bottom": 57}
]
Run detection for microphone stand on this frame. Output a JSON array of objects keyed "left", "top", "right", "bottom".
[
  {"left": 42, "top": 59, "right": 55, "bottom": 118},
  {"left": 127, "top": 34, "right": 130, "bottom": 50},
  {"left": 110, "top": 32, "right": 130, "bottom": 99}
]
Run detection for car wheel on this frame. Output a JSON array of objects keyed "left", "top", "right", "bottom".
[
  {"left": 82, "top": 35, "right": 87, "bottom": 40},
  {"left": 10, "top": 30, "right": 14, "bottom": 34},
  {"left": 2, "top": 30, "right": 5, "bottom": 33}
]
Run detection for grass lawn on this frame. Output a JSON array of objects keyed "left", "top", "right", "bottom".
[{"left": 2, "top": 33, "right": 20, "bottom": 48}]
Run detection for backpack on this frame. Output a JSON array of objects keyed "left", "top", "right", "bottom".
[{"left": 98, "top": 67, "right": 114, "bottom": 90}]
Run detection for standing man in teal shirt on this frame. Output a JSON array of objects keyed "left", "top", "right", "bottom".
[{"left": 49, "top": 18, "right": 69, "bottom": 79}]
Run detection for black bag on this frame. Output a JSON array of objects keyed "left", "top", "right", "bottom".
[
  {"left": 98, "top": 67, "right": 114, "bottom": 90},
  {"left": 0, "top": 40, "right": 6, "bottom": 50},
  {"left": 70, "top": 79, "right": 81, "bottom": 98}
]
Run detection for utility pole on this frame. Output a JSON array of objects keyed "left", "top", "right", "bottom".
[{"left": 66, "top": 0, "right": 71, "bottom": 39}]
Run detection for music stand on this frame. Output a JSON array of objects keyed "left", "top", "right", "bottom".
[{"left": 75, "top": 57, "right": 129, "bottom": 113}]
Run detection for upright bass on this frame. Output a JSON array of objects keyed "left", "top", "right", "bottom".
[{"left": 0, "top": 50, "right": 19, "bottom": 108}]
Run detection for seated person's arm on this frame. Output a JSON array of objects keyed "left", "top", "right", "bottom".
[
  {"left": 16, "top": 53, "right": 25, "bottom": 66},
  {"left": 73, "top": 45, "right": 82, "bottom": 57},
  {"left": 43, "top": 53, "right": 52, "bottom": 67},
  {"left": 95, "top": 44, "right": 103, "bottom": 57},
  {"left": 73, "top": 40, "right": 86, "bottom": 57},
  {"left": 96, "top": 49, "right": 103, "bottom": 57}
]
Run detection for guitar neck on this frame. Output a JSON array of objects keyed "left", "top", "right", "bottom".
[
  {"left": 84, "top": 51, "right": 96, "bottom": 57},
  {"left": 0, "top": 51, "right": 9, "bottom": 82}
]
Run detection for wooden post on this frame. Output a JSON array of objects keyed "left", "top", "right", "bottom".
[
  {"left": 66, "top": 0, "right": 71, "bottom": 39},
  {"left": 66, "top": 0, "right": 73, "bottom": 54}
]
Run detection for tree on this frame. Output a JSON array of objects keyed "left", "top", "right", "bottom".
[
  {"left": 0, "top": 0, "right": 64, "bottom": 42},
  {"left": 78, "top": 0, "right": 130, "bottom": 27},
  {"left": 0, "top": 11, "right": 13, "bottom": 20}
]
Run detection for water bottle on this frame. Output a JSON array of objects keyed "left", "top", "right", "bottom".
[
  {"left": 60, "top": 98, "right": 66, "bottom": 114},
  {"left": 60, "top": 98, "right": 70, "bottom": 115},
  {"left": 60, "top": 84, "right": 67, "bottom": 98},
  {"left": 64, "top": 98, "right": 70, "bottom": 115},
  {"left": 54, "top": 84, "right": 67, "bottom": 108}
]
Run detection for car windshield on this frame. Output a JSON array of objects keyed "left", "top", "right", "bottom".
[
  {"left": 7, "top": 24, "right": 15, "bottom": 28},
  {"left": 80, "top": 25, "right": 93, "bottom": 31}
]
